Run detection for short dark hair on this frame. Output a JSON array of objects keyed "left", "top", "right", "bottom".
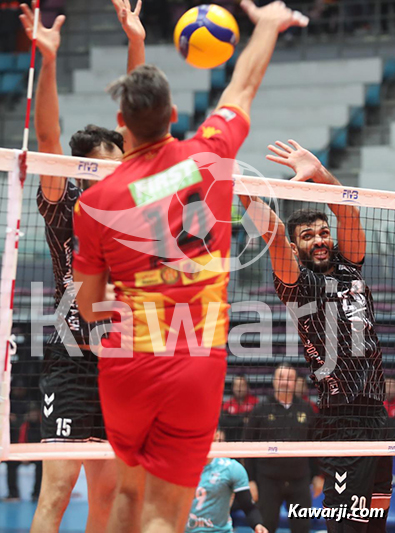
[
  {"left": 287, "top": 209, "right": 329, "bottom": 243},
  {"left": 69, "top": 124, "right": 124, "bottom": 157},
  {"left": 108, "top": 65, "right": 172, "bottom": 143}
]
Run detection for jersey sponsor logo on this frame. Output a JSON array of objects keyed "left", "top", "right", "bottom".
[
  {"left": 129, "top": 159, "right": 203, "bottom": 207},
  {"left": 212, "top": 108, "right": 237, "bottom": 122},
  {"left": 133, "top": 251, "right": 224, "bottom": 288},
  {"left": 297, "top": 412, "right": 307, "bottom": 424},
  {"left": 187, "top": 514, "right": 214, "bottom": 529},
  {"left": 337, "top": 280, "right": 372, "bottom": 332},
  {"left": 201, "top": 126, "right": 222, "bottom": 139},
  {"left": 209, "top": 472, "right": 221, "bottom": 485},
  {"left": 161, "top": 267, "right": 181, "bottom": 285}
]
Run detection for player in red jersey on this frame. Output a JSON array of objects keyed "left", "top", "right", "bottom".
[{"left": 73, "top": 2, "right": 308, "bottom": 532}]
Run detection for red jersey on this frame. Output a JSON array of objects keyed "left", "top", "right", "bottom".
[
  {"left": 384, "top": 399, "right": 395, "bottom": 418},
  {"left": 222, "top": 394, "right": 259, "bottom": 415},
  {"left": 73, "top": 106, "right": 249, "bottom": 355}
]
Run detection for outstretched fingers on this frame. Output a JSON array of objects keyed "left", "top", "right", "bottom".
[
  {"left": 266, "top": 154, "right": 292, "bottom": 167},
  {"left": 52, "top": 14, "right": 66, "bottom": 32},
  {"left": 133, "top": 0, "right": 142, "bottom": 16},
  {"left": 20, "top": 3, "right": 34, "bottom": 25},
  {"left": 268, "top": 144, "right": 289, "bottom": 158},
  {"left": 240, "top": 0, "right": 259, "bottom": 24},
  {"left": 111, "top": 0, "right": 124, "bottom": 15},
  {"left": 287, "top": 139, "right": 302, "bottom": 150},
  {"left": 275, "top": 140, "right": 293, "bottom": 153},
  {"left": 292, "top": 10, "right": 309, "bottom": 27}
]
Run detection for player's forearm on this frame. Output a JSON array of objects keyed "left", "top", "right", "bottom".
[
  {"left": 218, "top": 20, "right": 279, "bottom": 114},
  {"left": 239, "top": 194, "right": 285, "bottom": 244},
  {"left": 235, "top": 489, "right": 264, "bottom": 530},
  {"left": 127, "top": 38, "right": 145, "bottom": 73},
  {"left": 35, "top": 58, "right": 61, "bottom": 149},
  {"left": 314, "top": 165, "right": 361, "bottom": 221}
]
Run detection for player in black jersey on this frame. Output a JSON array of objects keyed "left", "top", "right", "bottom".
[
  {"left": 20, "top": 1, "right": 145, "bottom": 531},
  {"left": 241, "top": 139, "right": 392, "bottom": 533}
]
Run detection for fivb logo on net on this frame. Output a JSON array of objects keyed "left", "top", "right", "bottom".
[{"left": 30, "top": 152, "right": 367, "bottom": 380}]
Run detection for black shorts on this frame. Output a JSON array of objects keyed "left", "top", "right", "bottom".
[
  {"left": 314, "top": 397, "right": 392, "bottom": 518},
  {"left": 40, "top": 344, "right": 106, "bottom": 442}
]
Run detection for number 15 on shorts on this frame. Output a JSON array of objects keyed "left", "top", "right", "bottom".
[{"left": 56, "top": 418, "right": 72, "bottom": 437}]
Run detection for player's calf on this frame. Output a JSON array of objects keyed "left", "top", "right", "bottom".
[{"left": 31, "top": 459, "right": 82, "bottom": 533}]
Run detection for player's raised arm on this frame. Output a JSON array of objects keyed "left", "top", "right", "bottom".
[
  {"left": 20, "top": 1, "right": 66, "bottom": 201},
  {"left": 111, "top": 0, "right": 146, "bottom": 73},
  {"left": 240, "top": 195, "right": 300, "bottom": 285},
  {"left": 217, "top": 0, "right": 308, "bottom": 116},
  {"left": 267, "top": 139, "right": 366, "bottom": 264}
]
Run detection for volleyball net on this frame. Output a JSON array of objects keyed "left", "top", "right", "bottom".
[{"left": 1, "top": 147, "right": 395, "bottom": 461}]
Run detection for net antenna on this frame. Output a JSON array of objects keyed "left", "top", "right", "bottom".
[{"left": 0, "top": 0, "right": 41, "bottom": 461}]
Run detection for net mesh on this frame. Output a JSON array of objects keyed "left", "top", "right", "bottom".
[{"left": 0, "top": 148, "right": 395, "bottom": 460}]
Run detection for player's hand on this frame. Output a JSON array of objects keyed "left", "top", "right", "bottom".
[
  {"left": 240, "top": 0, "right": 309, "bottom": 33},
  {"left": 255, "top": 525, "right": 269, "bottom": 533},
  {"left": 266, "top": 139, "right": 322, "bottom": 182},
  {"left": 112, "top": 0, "right": 146, "bottom": 42},
  {"left": 20, "top": 1, "right": 65, "bottom": 62},
  {"left": 311, "top": 475, "right": 324, "bottom": 498}
]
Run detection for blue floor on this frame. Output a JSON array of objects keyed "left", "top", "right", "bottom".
[
  {"left": 0, "top": 463, "right": 88, "bottom": 532},
  {"left": 1, "top": 462, "right": 394, "bottom": 532}
]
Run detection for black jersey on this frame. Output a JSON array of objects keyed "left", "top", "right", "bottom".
[
  {"left": 274, "top": 250, "right": 385, "bottom": 408},
  {"left": 37, "top": 180, "right": 107, "bottom": 347}
]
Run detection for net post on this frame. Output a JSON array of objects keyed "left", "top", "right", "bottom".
[{"left": 0, "top": 151, "right": 24, "bottom": 461}]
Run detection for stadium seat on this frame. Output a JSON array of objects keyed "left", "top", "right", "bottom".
[
  {"left": 349, "top": 106, "right": 365, "bottom": 129},
  {"left": 195, "top": 91, "right": 209, "bottom": 115},
  {"left": 0, "top": 73, "right": 24, "bottom": 95},
  {"left": 0, "top": 53, "right": 16, "bottom": 73},
  {"left": 15, "top": 53, "right": 31, "bottom": 72},
  {"left": 365, "top": 84, "right": 381, "bottom": 106},
  {"left": 171, "top": 112, "right": 190, "bottom": 138},
  {"left": 383, "top": 58, "right": 395, "bottom": 81},
  {"left": 211, "top": 67, "right": 227, "bottom": 90}
]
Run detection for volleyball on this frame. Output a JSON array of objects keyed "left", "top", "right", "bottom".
[{"left": 174, "top": 4, "right": 240, "bottom": 69}]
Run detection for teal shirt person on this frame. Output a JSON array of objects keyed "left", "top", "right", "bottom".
[{"left": 185, "top": 458, "right": 251, "bottom": 532}]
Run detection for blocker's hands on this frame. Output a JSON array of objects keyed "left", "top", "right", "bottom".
[
  {"left": 240, "top": 0, "right": 309, "bottom": 33},
  {"left": 267, "top": 139, "right": 322, "bottom": 182},
  {"left": 111, "top": 0, "right": 146, "bottom": 41},
  {"left": 20, "top": 0, "right": 65, "bottom": 61}
]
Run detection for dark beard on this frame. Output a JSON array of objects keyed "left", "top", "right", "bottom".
[{"left": 298, "top": 245, "right": 334, "bottom": 273}]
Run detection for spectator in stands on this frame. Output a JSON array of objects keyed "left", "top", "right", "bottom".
[
  {"left": 0, "top": 1, "right": 24, "bottom": 52},
  {"left": 18, "top": 403, "right": 43, "bottom": 500},
  {"left": 4, "top": 377, "right": 28, "bottom": 501},
  {"left": 243, "top": 364, "right": 323, "bottom": 533},
  {"left": 222, "top": 375, "right": 259, "bottom": 440},
  {"left": 384, "top": 377, "right": 395, "bottom": 439}
]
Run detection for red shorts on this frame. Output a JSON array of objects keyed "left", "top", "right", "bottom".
[{"left": 98, "top": 349, "right": 227, "bottom": 487}]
